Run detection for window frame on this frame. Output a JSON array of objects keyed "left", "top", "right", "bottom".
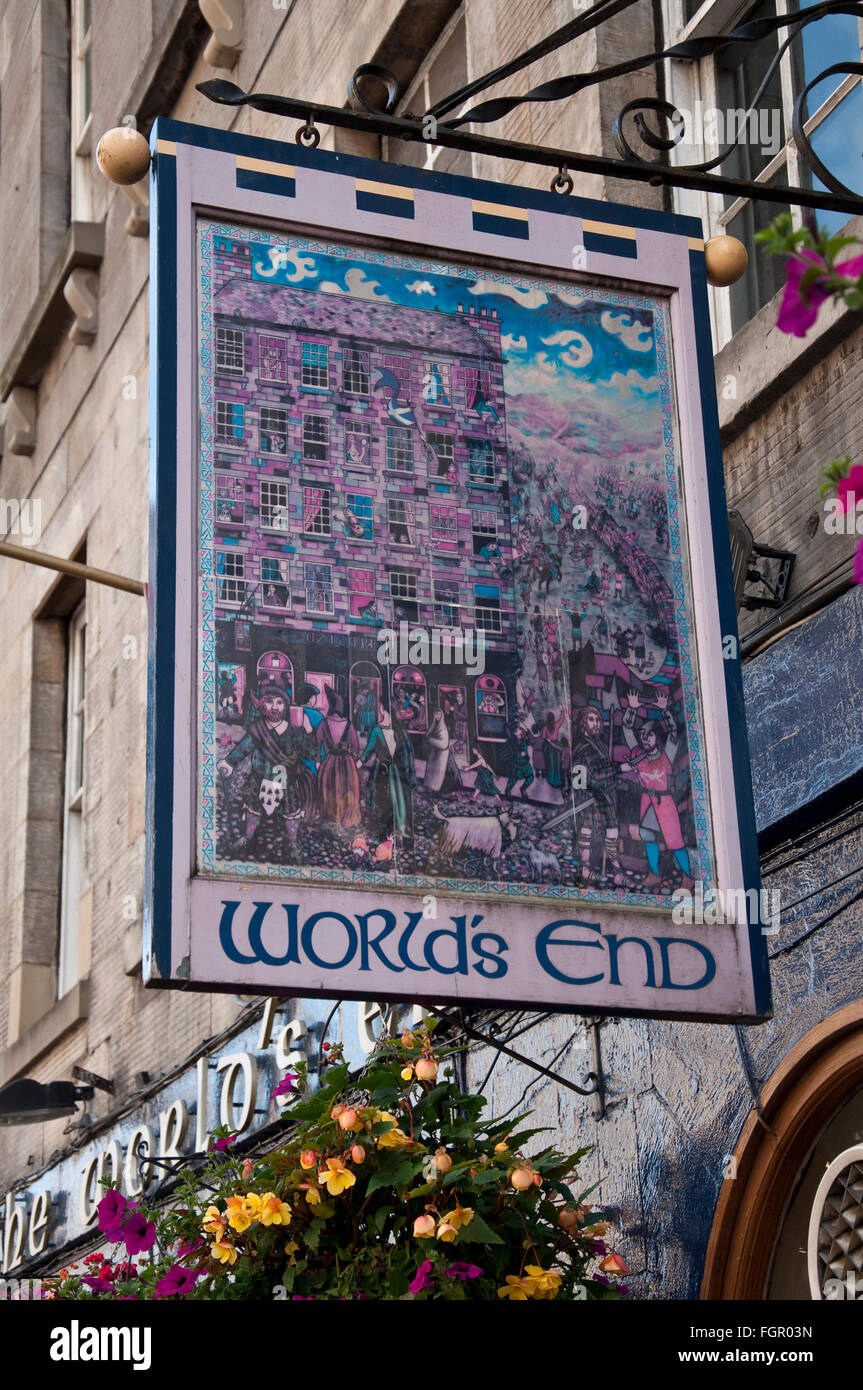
[
  {"left": 70, "top": 0, "right": 94, "bottom": 221},
  {"left": 259, "top": 554, "right": 292, "bottom": 612},
  {"left": 302, "top": 412, "right": 330, "bottom": 462},
  {"left": 304, "top": 561, "right": 335, "bottom": 616},
  {"left": 259, "top": 405, "right": 289, "bottom": 456},
  {"left": 303, "top": 484, "right": 332, "bottom": 538},
  {"left": 216, "top": 325, "right": 245, "bottom": 375},
  {"left": 301, "top": 340, "right": 330, "bottom": 390},
  {"left": 259, "top": 478, "right": 291, "bottom": 532},
  {"left": 58, "top": 601, "right": 86, "bottom": 1000},
  {"left": 216, "top": 550, "right": 247, "bottom": 607}
]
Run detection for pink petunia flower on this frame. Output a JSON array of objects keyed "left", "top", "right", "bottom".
[
  {"left": 210, "top": 1134, "right": 237, "bottom": 1152},
  {"left": 836, "top": 464, "right": 863, "bottom": 514},
  {"left": 446, "top": 1262, "right": 483, "bottom": 1282},
  {"left": 82, "top": 1274, "right": 115, "bottom": 1294},
  {"left": 273, "top": 1072, "right": 300, "bottom": 1099},
  {"left": 154, "top": 1264, "right": 200, "bottom": 1299},
  {"left": 408, "top": 1259, "right": 436, "bottom": 1294},
  {"left": 122, "top": 1210, "right": 157, "bottom": 1257},
  {"left": 777, "top": 250, "right": 863, "bottom": 337},
  {"left": 97, "top": 1189, "right": 127, "bottom": 1242}
]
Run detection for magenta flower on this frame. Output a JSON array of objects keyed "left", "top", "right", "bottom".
[
  {"left": 154, "top": 1264, "right": 200, "bottom": 1299},
  {"left": 97, "top": 1189, "right": 127, "bottom": 1242},
  {"left": 82, "top": 1273, "right": 115, "bottom": 1294},
  {"left": 210, "top": 1134, "right": 237, "bottom": 1152},
  {"left": 446, "top": 1262, "right": 483, "bottom": 1282},
  {"left": 837, "top": 464, "right": 863, "bottom": 514},
  {"left": 122, "top": 1210, "right": 157, "bottom": 1256},
  {"left": 273, "top": 1071, "right": 300, "bottom": 1098},
  {"left": 177, "top": 1237, "right": 204, "bottom": 1259},
  {"left": 408, "top": 1259, "right": 436, "bottom": 1294},
  {"left": 777, "top": 250, "right": 863, "bottom": 337}
]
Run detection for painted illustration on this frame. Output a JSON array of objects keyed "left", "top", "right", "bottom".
[{"left": 198, "top": 222, "right": 712, "bottom": 904}]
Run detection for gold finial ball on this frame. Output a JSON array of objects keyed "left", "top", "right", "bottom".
[
  {"left": 704, "top": 235, "right": 749, "bottom": 287},
  {"left": 96, "top": 127, "right": 151, "bottom": 185}
]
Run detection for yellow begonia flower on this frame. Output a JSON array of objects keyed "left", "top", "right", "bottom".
[
  {"left": 373, "top": 1111, "right": 411, "bottom": 1150},
  {"left": 258, "top": 1193, "right": 292, "bottom": 1227},
  {"left": 437, "top": 1219, "right": 458, "bottom": 1242},
  {"left": 225, "top": 1193, "right": 260, "bottom": 1233},
  {"left": 304, "top": 1185, "right": 322, "bottom": 1206},
  {"left": 202, "top": 1205, "right": 226, "bottom": 1235},
  {"left": 444, "top": 1205, "right": 474, "bottom": 1230},
  {"left": 523, "top": 1266, "right": 562, "bottom": 1300},
  {"left": 284, "top": 1240, "right": 300, "bottom": 1265},
  {"left": 318, "top": 1158, "right": 357, "bottom": 1196},
  {"left": 211, "top": 1239, "right": 238, "bottom": 1266},
  {"left": 498, "top": 1275, "right": 531, "bottom": 1300}
]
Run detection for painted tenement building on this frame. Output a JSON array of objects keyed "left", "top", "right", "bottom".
[{"left": 210, "top": 232, "right": 517, "bottom": 749}]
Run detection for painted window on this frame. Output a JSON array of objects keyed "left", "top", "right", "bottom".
[
  {"left": 472, "top": 507, "right": 499, "bottom": 557},
  {"left": 476, "top": 673, "right": 508, "bottom": 742},
  {"left": 216, "top": 326, "right": 244, "bottom": 374},
  {"left": 260, "top": 406, "right": 288, "bottom": 455},
  {"left": 433, "top": 578, "right": 461, "bottom": 626},
  {"left": 464, "top": 367, "right": 492, "bottom": 411},
  {"left": 345, "top": 420, "right": 372, "bottom": 468},
  {"left": 344, "top": 491, "right": 374, "bottom": 542},
  {"left": 216, "top": 550, "right": 246, "bottom": 605},
  {"left": 259, "top": 334, "right": 288, "bottom": 383},
  {"left": 303, "top": 486, "right": 331, "bottom": 536},
  {"left": 301, "top": 341, "right": 329, "bottom": 388},
  {"left": 259, "top": 556, "right": 291, "bottom": 610},
  {"left": 343, "top": 348, "right": 370, "bottom": 395},
  {"left": 422, "top": 361, "right": 452, "bottom": 405},
  {"left": 260, "top": 479, "right": 290, "bottom": 531},
  {"left": 216, "top": 400, "right": 245, "bottom": 444},
  {"left": 387, "top": 497, "right": 416, "bottom": 546},
  {"left": 305, "top": 562, "right": 334, "bottom": 615},
  {"left": 474, "top": 583, "right": 502, "bottom": 633},
  {"left": 386, "top": 425, "right": 413, "bottom": 472},
  {"left": 390, "top": 568, "right": 419, "bottom": 622},
  {"left": 467, "top": 439, "right": 494, "bottom": 484},
  {"left": 215, "top": 473, "right": 244, "bottom": 525},
  {"left": 430, "top": 503, "right": 458, "bottom": 552},
  {"left": 392, "top": 667, "right": 428, "bottom": 732},
  {"left": 384, "top": 354, "right": 412, "bottom": 401},
  {"left": 303, "top": 413, "right": 329, "bottom": 461},
  {"left": 347, "top": 567, "right": 377, "bottom": 620},
  {"left": 428, "top": 431, "right": 455, "bottom": 479}
]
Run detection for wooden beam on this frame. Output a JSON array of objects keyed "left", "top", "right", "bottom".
[{"left": 0, "top": 541, "right": 145, "bottom": 596}]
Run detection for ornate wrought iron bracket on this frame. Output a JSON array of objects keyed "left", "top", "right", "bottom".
[{"left": 198, "top": 1, "right": 863, "bottom": 218}]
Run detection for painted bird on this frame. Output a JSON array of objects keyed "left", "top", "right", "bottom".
[
  {"left": 373, "top": 833, "right": 394, "bottom": 863},
  {"left": 375, "top": 368, "right": 417, "bottom": 427}
]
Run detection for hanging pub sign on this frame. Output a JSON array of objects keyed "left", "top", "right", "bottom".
[{"left": 145, "top": 117, "right": 770, "bottom": 1022}]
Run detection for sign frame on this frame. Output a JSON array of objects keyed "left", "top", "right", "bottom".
[{"left": 145, "top": 116, "right": 770, "bottom": 1024}]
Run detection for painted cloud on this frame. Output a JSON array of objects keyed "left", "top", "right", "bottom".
[{"left": 600, "top": 310, "right": 654, "bottom": 352}]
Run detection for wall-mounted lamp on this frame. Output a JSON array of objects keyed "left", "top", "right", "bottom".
[{"left": 0, "top": 1078, "right": 94, "bottom": 1127}]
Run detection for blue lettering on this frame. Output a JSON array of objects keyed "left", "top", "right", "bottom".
[
  {"left": 248, "top": 902, "right": 300, "bottom": 966},
  {"left": 423, "top": 915, "right": 468, "bottom": 975},
  {"left": 398, "top": 911, "right": 429, "bottom": 972},
  {"left": 300, "top": 912, "right": 358, "bottom": 971},
  {"left": 218, "top": 900, "right": 258, "bottom": 965},
  {"left": 471, "top": 932, "right": 508, "bottom": 978},
  {"left": 356, "top": 910, "right": 404, "bottom": 973},
  {"left": 655, "top": 937, "right": 716, "bottom": 990},
  {"left": 536, "top": 919, "right": 604, "bottom": 986},
  {"left": 606, "top": 935, "right": 656, "bottom": 988}
]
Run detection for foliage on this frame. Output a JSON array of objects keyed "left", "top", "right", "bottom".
[
  {"left": 46, "top": 1023, "right": 629, "bottom": 1301},
  {"left": 755, "top": 214, "right": 863, "bottom": 336}
]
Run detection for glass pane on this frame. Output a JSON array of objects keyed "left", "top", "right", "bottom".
[
  {"left": 801, "top": 85, "right": 863, "bottom": 234},
  {"left": 726, "top": 171, "right": 790, "bottom": 336},
  {"left": 717, "top": 0, "right": 784, "bottom": 181},
  {"left": 788, "top": 0, "right": 862, "bottom": 115},
  {"left": 682, "top": 0, "right": 706, "bottom": 22}
]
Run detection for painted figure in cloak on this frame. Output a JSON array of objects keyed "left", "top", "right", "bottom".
[
  {"left": 217, "top": 683, "right": 318, "bottom": 851},
  {"left": 352, "top": 681, "right": 378, "bottom": 748},
  {"left": 423, "top": 708, "right": 463, "bottom": 794},
  {"left": 357, "top": 705, "right": 417, "bottom": 847},
  {"left": 571, "top": 704, "right": 625, "bottom": 886},
  {"left": 464, "top": 747, "right": 499, "bottom": 802},
  {"left": 318, "top": 686, "right": 361, "bottom": 829},
  {"left": 621, "top": 687, "right": 694, "bottom": 889},
  {"left": 502, "top": 719, "right": 534, "bottom": 800}
]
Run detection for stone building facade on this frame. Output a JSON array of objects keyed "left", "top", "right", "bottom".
[{"left": 0, "top": 0, "right": 861, "bottom": 1298}]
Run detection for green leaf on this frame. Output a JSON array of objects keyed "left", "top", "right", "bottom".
[
  {"left": 373, "top": 1206, "right": 392, "bottom": 1234},
  {"left": 457, "top": 1211, "right": 503, "bottom": 1245},
  {"left": 844, "top": 288, "right": 863, "bottom": 311}
]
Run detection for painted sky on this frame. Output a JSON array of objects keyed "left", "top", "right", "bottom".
[{"left": 249, "top": 239, "right": 661, "bottom": 408}]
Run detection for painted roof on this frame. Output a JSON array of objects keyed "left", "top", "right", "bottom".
[{"left": 213, "top": 277, "right": 501, "bottom": 361}]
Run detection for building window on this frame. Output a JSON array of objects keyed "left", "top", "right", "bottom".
[
  {"left": 665, "top": 0, "right": 863, "bottom": 345},
  {"left": 303, "top": 413, "right": 329, "bottom": 461},
  {"left": 384, "top": 355, "right": 412, "bottom": 401},
  {"left": 301, "top": 341, "right": 329, "bottom": 389},
  {"left": 386, "top": 425, "right": 413, "bottom": 472},
  {"left": 467, "top": 439, "right": 494, "bottom": 484},
  {"left": 216, "top": 400, "right": 245, "bottom": 445},
  {"left": 423, "top": 360, "right": 452, "bottom": 406},
  {"left": 474, "top": 584, "right": 502, "bottom": 633},
  {"left": 259, "top": 556, "right": 291, "bottom": 610},
  {"left": 260, "top": 479, "right": 290, "bottom": 531},
  {"left": 258, "top": 334, "right": 288, "bottom": 383},
  {"left": 472, "top": 508, "right": 498, "bottom": 557},
  {"left": 303, "top": 486, "right": 331, "bottom": 537},
  {"left": 216, "top": 326, "right": 244, "bottom": 374},
  {"left": 70, "top": 0, "right": 93, "bottom": 220},
  {"left": 305, "top": 562, "right": 334, "bottom": 615},
  {"left": 390, "top": 569, "right": 419, "bottom": 623},
  {"left": 215, "top": 473, "right": 244, "bottom": 525},
  {"left": 343, "top": 348, "right": 370, "bottom": 395},
  {"left": 260, "top": 406, "right": 289, "bottom": 455},
  {"left": 464, "top": 367, "right": 492, "bottom": 412},
  {"left": 344, "top": 491, "right": 374, "bottom": 542},
  {"left": 476, "top": 673, "right": 508, "bottom": 741},
  {"left": 428, "top": 431, "right": 455, "bottom": 480},
  {"left": 430, "top": 503, "right": 458, "bottom": 552},
  {"left": 217, "top": 551, "right": 247, "bottom": 605},
  {"left": 348, "top": 567, "right": 378, "bottom": 621},
  {"left": 383, "top": 7, "right": 472, "bottom": 177},
  {"left": 387, "top": 497, "right": 416, "bottom": 546},
  {"left": 433, "top": 578, "right": 461, "bottom": 627},
  {"left": 345, "top": 420, "right": 372, "bottom": 468},
  {"left": 58, "top": 603, "right": 86, "bottom": 999}
]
